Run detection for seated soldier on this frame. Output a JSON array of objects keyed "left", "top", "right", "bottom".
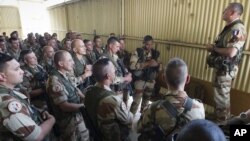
[
  {"left": 175, "top": 119, "right": 226, "bottom": 141},
  {"left": 71, "top": 39, "right": 93, "bottom": 92},
  {"left": 22, "top": 33, "right": 42, "bottom": 61},
  {"left": 0, "top": 36, "right": 7, "bottom": 54},
  {"left": 0, "top": 53, "right": 55, "bottom": 140},
  {"left": 84, "top": 39, "right": 98, "bottom": 64},
  {"left": 21, "top": 50, "right": 48, "bottom": 110},
  {"left": 7, "top": 37, "right": 21, "bottom": 61},
  {"left": 137, "top": 58, "right": 205, "bottom": 141},
  {"left": 85, "top": 58, "right": 133, "bottom": 141},
  {"left": 39, "top": 46, "right": 55, "bottom": 74}
]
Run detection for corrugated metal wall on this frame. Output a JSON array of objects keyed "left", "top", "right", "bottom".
[
  {"left": 48, "top": 0, "right": 121, "bottom": 40},
  {"left": 124, "top": 0, "right": 250, "bottom": 93},
  {"left": 48, "top": 6, "right": 67, "bottom": 40},
  {"left": 48, "top": 0, "right": 250, "bottom": 93},
  {"left": 0, "top": 6, "right": 22, "bottom": 37}
]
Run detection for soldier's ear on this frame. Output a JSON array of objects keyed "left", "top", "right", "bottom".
[
  {"left": 185, "top": 74, "right": 190, "bottom": 85},
  {"left": 72, "top": 47, "right": 77, "bottom": 53},
  {"left": 0, "top": 73, "right": 6, "bottom": 82},
  {"left": 58, "top": 61, "right": 63, "bottom": 67}
]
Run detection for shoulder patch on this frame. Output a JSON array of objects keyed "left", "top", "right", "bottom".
[
  {"left": 8, "top": 101, "right": 22, "bottom": 113},
  {"left": 52, "top": 84, "right": 63, "bottom": 92}
]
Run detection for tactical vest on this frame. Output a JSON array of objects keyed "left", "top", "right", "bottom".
[
  {"left": 50, "top": 70, "right": 81, "bottom": 121},
  {"left": 103, "top": 53, "right": 124, "bottom": 77},
  {"left": 206, "top": 20, "right": 245, "bottom": 72},
  {"left": 135, "top": 47, "right": 160, "bottom": 81},
  {"left": 85, "top": 86, "right": 113, "bottom": 135},
  {"left": 73, "top": 54, "right": 89, "bottom": 77},
  {"left": 138, "top": 94, "right": 193, "bottom": 141}
]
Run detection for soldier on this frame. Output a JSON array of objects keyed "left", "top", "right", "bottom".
[
  {"left": 46, "top": 50, "right": 89, "bottom": 141},
  {"left": 21, "top": 50, "right": 48, "bottom": 110},
  {"left": 47, "top": 38, "right": 59, "bottom": 51},
  {"left": 85, "top": 58, "right": 133, "bottom": 141},
  {"left": 0, "top": 53, "right": 55, "bottom": 140},
  {"left": 7, "top": 37, "right": 21, "bottom": 61},
  {"left": 22, "top": 33, "right": 42, "bottom": 61},
  {"left": 129, "top": 35, "right": 160, "bottom": 114},
  {"left": 137, "top": 58, "right": 205, "bottom": 141},
  {"left": 10, "top": 31, "right": 24, "bottom": 49},
  {"left": 71, "top": 39, "right": 93, "bottom": 92},
  {"left": 205, "top": 2, "right": 247, "bottom": 123},
  {"left": 102, "top": 37, "right": 132, "bottom": 106},
  {"left": 93, "top": 35, "right": 105, "bottom": 59},
  {"left": 3, "top": 31, "right": 9, "bottom": 41},
  {"left": 40, "top": 46, "right": 55, "bottom": 74},
  {"left": 117, "top": 37, "right": 131, "bottom": 68},
  {"left": 44, "top": 32, "right": 51, "bottom": 41},
  {"left": 0, "top": 36, "right": 7, "bottom": 53},
  {"left": 62, "top": 38, "right": 72, "bottom": 52},
  {"left": 84, "top": 39, "right": 98, "bottom": 64},
  {"left": 52, "top": 33, "right": 62, "bottom": 49}
]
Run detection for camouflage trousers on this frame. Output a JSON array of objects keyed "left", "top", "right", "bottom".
[
  {"left": 130, "top": 80, "right": 155, "bottom": 114},
  {"left": 59, "top": 113, "right": 90, "bottom": 141},
  {"left": 213, "top": 67, "right": 238, "bottom": 123}
]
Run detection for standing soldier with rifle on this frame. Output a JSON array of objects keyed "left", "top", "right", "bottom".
[
  {"left": 129, "top": 35, "right": 161, "bottom": 114},
  {"left": 102, "top": 37, "right": 133, "bottom": 107}
]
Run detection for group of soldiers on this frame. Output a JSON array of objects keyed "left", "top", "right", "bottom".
[{"left": 0, "top": 2, "right": 248, "bottom": 141}]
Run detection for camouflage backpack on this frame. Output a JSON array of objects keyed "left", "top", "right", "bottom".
[{"left": 138, "top": 96, "right": 193, "bottom": 141}]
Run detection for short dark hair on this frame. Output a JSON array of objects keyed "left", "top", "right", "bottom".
[
  {"left": 10, "top": 31, "right": 18, "bottom": 37},
  {"left": 93, "top": 35, "right": 101, "bottom": 42},
  {"left": 20, "top": 49, "right": 33, "bottom": 62},
  {"left": 107, "top": 36, "right": 119, "bottom": 46},
  {"left": 176, "top": 119, "right": 226, "bottom": 141},
  {"left": 93, "top": 58, "right": 111, "bottom": 82},
  {"left": 229, "top": 2, "right": 243, "bottom": 15},
  {"left": 0, "top": 53, "right": 14, "bottom": 72},
  {"left": 165, "top": 58, "right": 187, "bottom": 88},
  {"left": 9, "top": 37, "right": 18, "bottom": 43},
  {"left": 143, "top": 35, "right": 153, "bottom": 43},
  {"left": 54, "top": 50, "right": 67, "bottom": 68},
  {"left": 83, "top": 39, "right": 90, "bottom": 44}
]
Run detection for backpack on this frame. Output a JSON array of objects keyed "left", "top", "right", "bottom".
[{"left": 138, "top": 96, "right": 193, "bottom": 141}]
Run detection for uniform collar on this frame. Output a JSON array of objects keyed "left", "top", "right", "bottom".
[{"left": 95, "top": 83, "right": 112, "bottom": 91}]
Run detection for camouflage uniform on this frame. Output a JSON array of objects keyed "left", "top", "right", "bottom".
[
  {"left": 39, "top": 57, "right": 55, "bottom": 74},
  {"left": 7, "top": 48, "right": 21, "bottom": 61},
  {"left": 46, "top": 70, "right": 89, "bottom": 141},
  {"left": 0, "top": 85, "right": 42, "bottom": 141},
  {"left": 211, "top": 20, "right": 247, "bottom": 122},
  {"left": 117, "top": 49, "right": 131, "bottom": 69},
  {"left": 86, "top": 51, "right": 98, "bottom": 64},
  {"left": 129, "top": 47, "right": 160, "bottom": 114},
  {"left": 103, "top": 52, "right": 131, "bottom": 106},
  {"left": 93, "top": 46, "right": 105, "bottom": 59},
  {"left": 21, "top": 64, "right": 47, "bottom": 110},
  {"left": 85, "top": 83, "right": 133, "bottom": 141},
  {"left": 22, "top": 43, "right": 42, "bottom": 61},
  {"left": 137, "top": 90, "right": 205, "bottom": 140},
  {"left": 72, "top": 54, "right": 93, "bottom": 92}
]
